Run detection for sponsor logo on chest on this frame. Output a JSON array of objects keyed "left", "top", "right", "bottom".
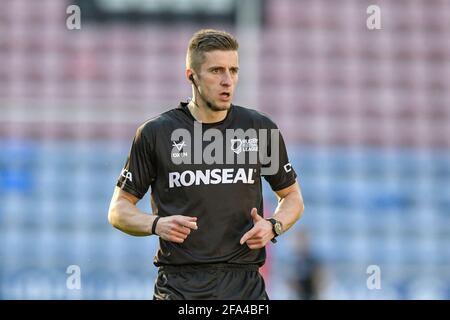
[{"left": 169, "top": 168, "right": 256, "bottom": 188}]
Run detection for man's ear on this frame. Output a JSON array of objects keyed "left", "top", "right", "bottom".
[
  {"left": 186, "top": 70, "right": 194, "bottom": 82},
  {"left": 187, "top": 71, "right": 197, "bottom": 86}
]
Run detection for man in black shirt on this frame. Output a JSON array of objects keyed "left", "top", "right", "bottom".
[{"left": 108, "top": 29, "right": 305, "bottom": 300}]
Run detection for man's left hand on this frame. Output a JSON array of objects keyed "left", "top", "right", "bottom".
[{"left": 239, "top": 208, "right": 274, "bottom": 249}]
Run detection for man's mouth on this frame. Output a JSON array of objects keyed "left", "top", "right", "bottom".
[{"left": 219, "top": 92, "right": 230, "bottom": 99}]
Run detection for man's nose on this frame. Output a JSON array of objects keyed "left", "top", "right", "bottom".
[{"left": 221, "top": 71, "right": 233, "bottom": 86}]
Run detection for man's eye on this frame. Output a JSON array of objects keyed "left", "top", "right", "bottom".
[{"left": 212, "top": 69, "right": 220, "bottom": 74}]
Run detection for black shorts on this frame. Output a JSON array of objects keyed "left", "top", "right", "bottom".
[{"left": 153, "top": 263, "right": 269, "bottom": 300}]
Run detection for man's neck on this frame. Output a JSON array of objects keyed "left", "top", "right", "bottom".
[{"left": 188, "top": 100, "right": 228, "bottom": 124}]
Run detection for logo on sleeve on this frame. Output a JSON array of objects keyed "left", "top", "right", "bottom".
[
  {"left": 121, "top": 169, "right": 133, "bottom": 182},
  {"left": 283, "top": 163, "right": 292, "bottom": 173}
]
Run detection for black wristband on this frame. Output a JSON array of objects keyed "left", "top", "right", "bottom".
[{"left": 151, "top": 216, "right": 160, "bottom": 235}]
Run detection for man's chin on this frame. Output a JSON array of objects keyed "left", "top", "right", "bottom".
[{"left": 207, "top": 101, "right": 231, "bottom": 112}]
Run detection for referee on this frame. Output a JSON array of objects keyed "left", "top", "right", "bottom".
[{"left": 108, "top": 29, "right": 305, "bottom": 300}]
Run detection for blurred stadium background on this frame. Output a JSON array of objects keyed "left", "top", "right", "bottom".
[{"left": 1, "top": 0, "right": 450, "bottom": 299}]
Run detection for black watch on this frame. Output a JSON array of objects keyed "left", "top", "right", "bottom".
[{"left": 267, "top": 218, "right": 283, "bottom": 243}]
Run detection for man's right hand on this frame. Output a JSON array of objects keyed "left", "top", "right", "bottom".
[{"left": 155, "top": 215, "right": 198, "bottom": 243}]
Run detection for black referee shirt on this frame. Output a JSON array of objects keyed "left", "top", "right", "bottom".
[{"left": 116, "top": 102, "right": 297, "bottom": 267}]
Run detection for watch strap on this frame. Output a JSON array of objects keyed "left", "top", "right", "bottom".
[
  {"left": 151, "top": 216, "right": 160, "bottom": 235},
  {"left": 267, "top": 218, "right": 278, "bottom": 243}
]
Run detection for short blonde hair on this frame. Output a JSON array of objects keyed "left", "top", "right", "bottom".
[{"left": 186, "top": 29, "right": 239, "bottom": 73}]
